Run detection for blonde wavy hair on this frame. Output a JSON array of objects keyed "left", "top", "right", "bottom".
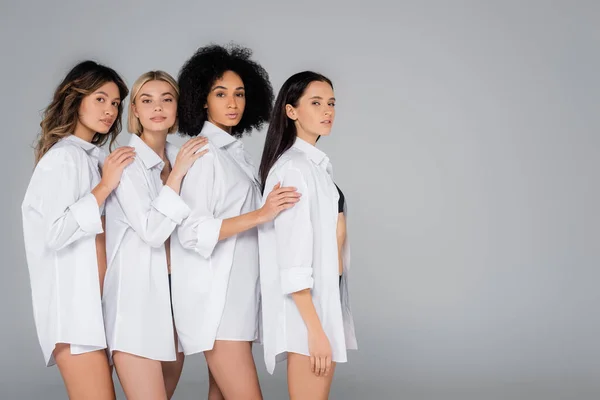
[
  {"left": 35, "top": 60, "right": 129, "bottom": 163},
  {"left": 128, "top": 71, "right": 180, "bottom": 136}
]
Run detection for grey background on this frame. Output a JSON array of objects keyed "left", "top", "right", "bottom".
[{"left": 1, "top": 0, "right": 599, "bottom": 399}]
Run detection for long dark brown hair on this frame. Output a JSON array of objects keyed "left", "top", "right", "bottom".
[
  {"left": 35, "top": 60, "right": 128, "bottom": 163},
  {"left": 258, "top": 71, "right": 333, "bottom": 191}
]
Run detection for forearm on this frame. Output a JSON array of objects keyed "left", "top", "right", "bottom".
[
  {"left": 291, "top": 289, "right": 324, "bottom": 334},
  {"left": 91, "top": 182, "right": 112, "bottom": 207},
  {"left": 219, "top": 209, "right": 265, "bottom": 241},
  {"left": 165, "top": 172, "right": 184, "bottom": 195}
]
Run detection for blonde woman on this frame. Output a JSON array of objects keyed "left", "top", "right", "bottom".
[
  {"left": 103, "top": 71, "right": 207, "bottom": 400},
  {"left": 22, "top": 60, "right": 134, "bottom": 400}
]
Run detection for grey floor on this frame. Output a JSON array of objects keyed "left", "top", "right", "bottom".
[{"left": 3, "top": 375, "right": 599, "bottom": 399}]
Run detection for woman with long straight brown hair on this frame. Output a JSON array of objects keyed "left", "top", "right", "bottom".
[
  {"left": 258, "top": 71, "right": 358, "bottom": 400},
  {"left": 21, "top": 60, "right": 135, "bottom": 400}
]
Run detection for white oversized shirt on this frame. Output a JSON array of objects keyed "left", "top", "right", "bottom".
[
  {"left": 258, "top": 137, "right": 358, "bottom": 374},
  {"left": 103, "top": 134, "right": 190, "bottom": 361},
  {"left": 171, "top": 121, "right": 262, "bottom": 355},
  {"left": 22, "top": 135, "right": 107, "bottom": 366}
]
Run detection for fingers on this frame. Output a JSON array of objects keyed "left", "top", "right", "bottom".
[
  {"left": 324, "top": 356, "right": 332, "bottom": 377},
  {"left": 271, "top": 186, "right": 297, "bottom": 196},
  {"left": 107, "top": 146, "right": 134, "bottom": 161},
  {"left": 182, "top": 136, "right": 208, "bottom": 151},
  {"left": 315, "top": 356, "right": 322, "bottom": 377},
  {"left": 274, "top": 191, "right": 301, "bottom": 203},
  {"left": 114, "top": 149, "right": 136, "bottom": 165},
  {"left": 193, "top": 149, "right": 209, "bottom": 160},
  {"left": 310, "top": 355, "right": 316, "bottom": 374},
  {"left": 272, "top": 182, "right": 281, "bottom": 191}
]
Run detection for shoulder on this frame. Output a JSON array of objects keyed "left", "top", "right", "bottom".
[
  {"left": 37, "top": 142, "right": 81, "bottom": 169},
  {"left": 273, "top": 147, "right": 312, "bottom": 174}
]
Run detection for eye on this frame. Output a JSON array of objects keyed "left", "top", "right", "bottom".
[
  {"left": 142, "top": 99, "right": 151, "bottom": 104},
  {"left": 164, "top": 98, "right": 174, "bottom": 102},
  {"left": 96, "top": 97, "right": 105, "bottom": 103},
  {"left": 216, "top": 92, "right": 225, "bottom": 98},
  {"left": 328, "top": 102, "right": 335, "bottom": 107},
  {"left": 236, "top": 92, "right": 245, "bottom": 98},
  {"left": 312, "top": 101, "right": 321, "bottom": 106},
  {"left": 112, "top": 101, "right": 120, "bottom": 107}
]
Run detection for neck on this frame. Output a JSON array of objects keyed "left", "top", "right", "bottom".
[
  {"left": 296, "top": 127, "right": 319, "bottom": 146},
  {"left": 73, "top": 121, "right": 96, "bottom": 143},
  {"left": 140, "top": 130, "right": 168, "bottom": 159},
  {"left": 208, "top": 117, "right": 233, "bottom": 134}
]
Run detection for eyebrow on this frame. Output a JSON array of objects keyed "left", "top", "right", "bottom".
[
  {"left": 139, "top": 92, "right": 175, "bottom": 97},
  {"left": 212, "top": 86, "right": 245, "bottom": 91},
  {"left": 310, "top": 96, "right": 336, "bottom": 101},
  {"left": 95, "top": 91, "right": 121, "bottom": 101}
]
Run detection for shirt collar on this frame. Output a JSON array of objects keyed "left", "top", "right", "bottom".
[
  {"left": 292, "top": 137, "right": 329, "bottom": 167},
  {"left": 64, "top": 134, "right": 104, "bottom": 162},
  {"left": 64, "top": 134, "right": 98, "bottom": 153},
  {"left": 128, "top": 134, "right": 164, "bottom": 170},
  {"left": 201, "top": 121, "right": 238, "bottom": 148}
]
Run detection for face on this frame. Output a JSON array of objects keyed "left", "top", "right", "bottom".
[
  {"left": 77, "top": 81, "right": 121, "bottom": 135},
  {"left": 133, "top": 80, "right": 177, "bottom": 134},
  {"left": 205, "top": 70, "right": 246, "bottom": 131},
  {"left": 286, "top": 80, "right": 335, "bottom": 139}
]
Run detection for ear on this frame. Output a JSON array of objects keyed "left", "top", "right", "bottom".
[
  {"left": 132, "top": 103, "right": 139, "bottom": 118},
  {"left": 285, "top": 104, "right": 297, "bottom": 121}
]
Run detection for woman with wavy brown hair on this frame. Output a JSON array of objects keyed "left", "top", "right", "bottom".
[{"left": 22, "top": 60, "right": 135, "bottom": 400}]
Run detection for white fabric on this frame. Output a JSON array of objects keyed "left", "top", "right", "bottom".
[
  {"left": 258, "top": 137, "right": 358, "bottom": 374},
  {"left": 171, "top": 121, "right": 261, "bottom": 355},
  {"left": 103, "top": 134, "right": 190, "bottom": 361},
  {"left": 22, "top": 135, "right": 107, "bottom": 366}
]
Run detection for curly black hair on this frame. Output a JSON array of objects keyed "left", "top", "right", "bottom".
[{"left": 177, "top": 43, "right": 274, "bottom": 138}]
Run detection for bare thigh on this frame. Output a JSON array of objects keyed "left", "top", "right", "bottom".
[
  {"left": 204, "top": 340, "right": 262, "bottom": 400},
  {"left": 287, "top": 352, "right": 336, "bottom": 400},
  {"left": 161, "top": 351, "right": 184, "bottom": 399},
  {"left": 54, "top": 343, "right": 116, "bottom": 400},
  {"left": 113, "top": 351, "right": 167, "bottom": 400}
]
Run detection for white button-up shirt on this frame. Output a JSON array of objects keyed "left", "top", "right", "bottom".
[
  {"left": 171, "top": 121, "right": 262, "bottom": 355},
  {"left": 21, "top": 135, "right": 107, "bottom": 366},
  {"left": 103, "top": 134, "right": 190, "bottom": 361},
  {"left": 258, "top": 137, "right": 358, "bottom": 374}
]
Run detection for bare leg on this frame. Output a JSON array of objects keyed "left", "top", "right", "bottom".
[
  {"left": 54, "top": 343, "right": 116, "bottom": 400},
  {"left": 287, "top": 352, "right": 336, "bottom": 400},
  {"left": 161, "top": 351, "right": 184, "bottom": 399},
  {"left": 204, "top": 340, "right": 262, "bottom": 400},
  {"left": 113, "top": 351, "right": 167, "bottom": 400},
  {"left": 207, "top": 368, "right": 225, "bottom": 400}
]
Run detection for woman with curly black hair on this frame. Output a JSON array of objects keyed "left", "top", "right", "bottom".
[{"left": 170, "top": 44, "right": 300, "bottom": 399}]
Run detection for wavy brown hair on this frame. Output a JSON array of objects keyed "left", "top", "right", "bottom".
[{"left": 35, "top": 60, "right": 129, "bottom": 163}]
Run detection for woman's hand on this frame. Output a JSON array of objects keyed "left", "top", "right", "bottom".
[
  {"left": 257, "top": 182, "right": 301, "bottom": 223},
  {"left": 170, "top": 136, "right": 209, "bottom": 180},
  {"left": 308, "top": 328, "right": 332, "bottom": 377}
]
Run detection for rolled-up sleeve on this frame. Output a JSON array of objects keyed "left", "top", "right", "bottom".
[
  {"left": 273, "top": 167, "right": 314, "bottom": 294},
  {"left": 177, "top": 152, "right": 222, "bottom": 258},
  {"left": 114, "top": 165, "right": 191, "bottom": 248},
  {"left": 31, "top": 150, "right": 103, "bottom": 251}
]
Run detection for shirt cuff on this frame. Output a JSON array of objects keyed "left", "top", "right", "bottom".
[
  {"left": 152, "top": 186, "right": 191, "bottom": 224},
  {"left": 194, "top": 217, "right": 223, "bottom": 258},
  {"left": 280, "top": 267, "right": 314, "bottom": 295},
  {"left": 68, "top": 193, "right": 103, "bottom": 234}
]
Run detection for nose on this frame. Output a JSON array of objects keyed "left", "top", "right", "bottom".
[
  {"left": 227, "top": 96, "right": 238, "bottom": 109},
  {"left": 154, "top": 103, "right": 163, "bottom": 111},
  {"left": 105, "top": 107, "right": 115, "bottom": 116},
  {"left": 324, "top": 109, "right": 332, "bottom": 116}
]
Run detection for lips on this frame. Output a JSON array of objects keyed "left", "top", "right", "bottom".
[
  {"left": 100, "top": 119, "right": 114, "bottom": 127},
  {"left": 225, "top": 113, "right": 239, "bottom": 119},
  {"left": 321, "top": 119, "right": 331, "bottom": 124},
  {"left": 150, "top": 117, "right": 167, "bottom": 122}
]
